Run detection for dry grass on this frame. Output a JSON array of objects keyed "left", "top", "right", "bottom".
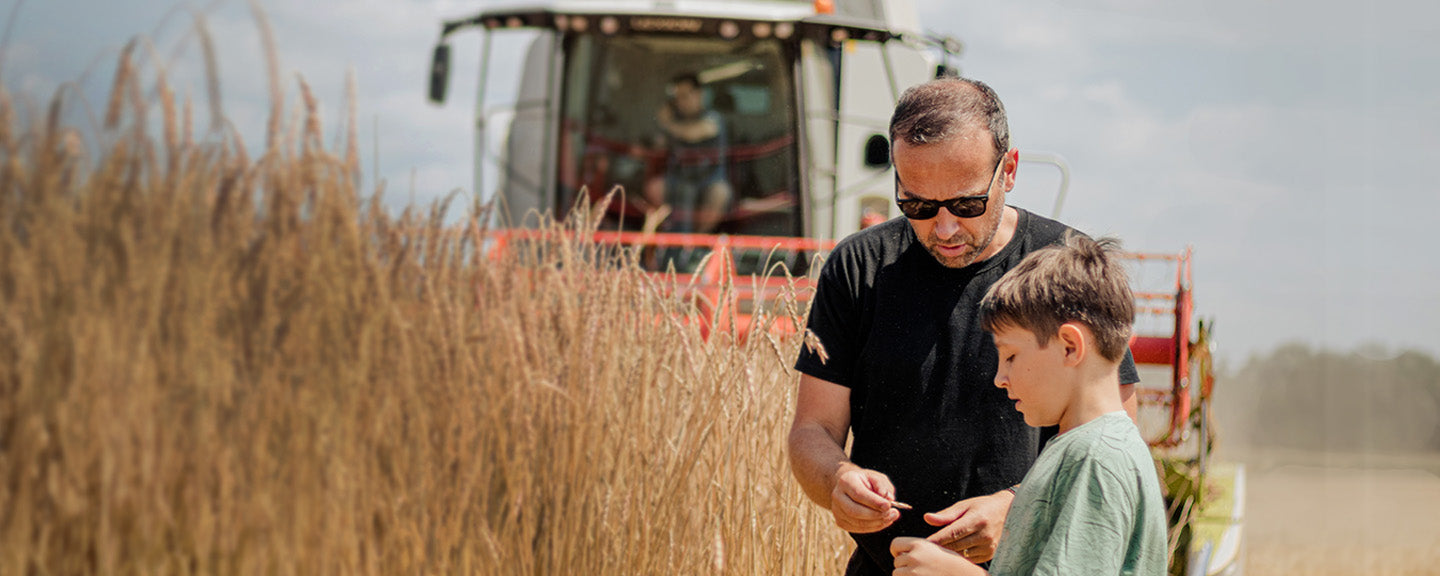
[{"left": 0, "top": 44, "right": 850, "bottom": 575}]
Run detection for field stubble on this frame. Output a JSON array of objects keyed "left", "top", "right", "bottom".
[
  {"left": 1223, "top": 448, "right": 1440, "bottom": 575},
  {"left": 0, "top": 45, "right": 850, "bottom": 574}
]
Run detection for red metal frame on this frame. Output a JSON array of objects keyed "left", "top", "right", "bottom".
[
  {"left": 487, "top": 230, "right": 830, "bottom": 340},
  {"left": 488, "top": 230, "right": 1201, "bottom": 443},
  {"left": 1124, "top": 248, "right": 1197, "bottom": 448}
]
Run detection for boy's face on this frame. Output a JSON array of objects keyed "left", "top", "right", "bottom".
[{"left": 991, "top": 324, "right": 1072, "bottom": 428}]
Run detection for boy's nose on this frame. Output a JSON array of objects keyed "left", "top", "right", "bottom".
[{"left": 994, "top": 369, "right": 1008, "bottom": 389}]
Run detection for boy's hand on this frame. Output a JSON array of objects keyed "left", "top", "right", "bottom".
[
  {"left": 923, "top": 489, "right": 1015, "bottom": 563},
  {"left": 891, "top": 537, "right": 985, "bottom": 576},
  {"left": 829, "top": 467, "right": 901, "bottom": 533}
]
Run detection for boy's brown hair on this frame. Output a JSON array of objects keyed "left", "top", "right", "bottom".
[{"left": 979, "top": 233, "right": 1135, "bottom": 361}]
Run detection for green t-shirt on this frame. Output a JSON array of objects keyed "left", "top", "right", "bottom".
[{"left": 989, "top": 412, "right": 1168, "bottom": 576}]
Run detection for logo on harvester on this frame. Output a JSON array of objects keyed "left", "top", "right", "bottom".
[{"left": 631, "top": 17, "right": 704, "bottom": 33}]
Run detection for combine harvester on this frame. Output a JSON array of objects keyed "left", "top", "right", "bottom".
[{"left": 426, "top": 1, "right": 1242, "bottom": 573}]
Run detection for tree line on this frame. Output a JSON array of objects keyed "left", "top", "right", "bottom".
[{"left": 1211, "top": 343, "right": 1440, "bottom": 455}]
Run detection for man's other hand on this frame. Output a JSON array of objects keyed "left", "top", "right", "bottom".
[{"left": 922, "top": 489, "right": 1015, "bottom": 563}]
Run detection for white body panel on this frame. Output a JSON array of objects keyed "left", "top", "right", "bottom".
[{"left": 828, "top": 38, "right": 934, "bottom": 240}]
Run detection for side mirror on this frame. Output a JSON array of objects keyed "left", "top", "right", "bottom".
[
  {"left": 429, "top": 43, "right": 451, "bottom": 104},
  {"left": 863, "top": 134, "right": 889, "bottom": 168}
]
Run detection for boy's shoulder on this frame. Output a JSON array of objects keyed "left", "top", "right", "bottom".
[
  {"left": 1040, "top": 412, "right": 1158, "bottom": 492},
  {"left": 1058, "top": 412, "right": 1150, "bottom": 457}
]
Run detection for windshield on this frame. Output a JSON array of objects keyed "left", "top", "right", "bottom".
[{"left": 556, "top": 33, "right": 802, "bottom": 248}]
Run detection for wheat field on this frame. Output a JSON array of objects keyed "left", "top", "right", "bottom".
[
  {"left": 0, "top": 43, "right": 851, "bottom": 574},
  {"left": 1228, "top": 450, "right": 1440, "bottom": 576}
]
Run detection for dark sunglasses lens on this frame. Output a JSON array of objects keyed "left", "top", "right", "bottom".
[
  {"left": 898, "top": 201, "right": 939, "bottom": 219},
  {"left": 946, "top": 198, "right": 987, "bottom": 218}
]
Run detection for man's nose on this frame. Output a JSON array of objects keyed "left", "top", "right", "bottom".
[
  {"left": 994, "top": 367, "right": 1008, "bottom": 389},
  {"left": 934, "top": 212, "right": 962, "bottom": 239}
]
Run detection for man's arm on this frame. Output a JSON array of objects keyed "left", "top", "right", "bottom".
[
  {"left": 1120, "top": 382, "right": 1138, "bottom": 424},
  {"left": 658, "top": 106, "right": 720, "bottom": 143},
  {"left": 788, "top": 373, "right": 900, "bottom": 534},
  {"left": 787, "top": 372, "right": 852, "bottom": 508}
]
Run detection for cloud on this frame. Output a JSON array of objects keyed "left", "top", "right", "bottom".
[{"left": 998, "top": 16, "right": 1074, "bottom": 53}]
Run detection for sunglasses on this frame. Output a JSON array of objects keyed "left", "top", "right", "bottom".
[{"left": 895, "top": 155, "right": 1005, "bottom": 220}]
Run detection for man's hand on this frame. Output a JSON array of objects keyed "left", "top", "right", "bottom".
[
  {"left": 923, "top": 489, "right": 1015, "bottom": 563},
  {"left": 829, "top": 466, "right": 902, "bottom": 533},
  {"left": 891, "top": 537, "right": 986, "bottom": 576}
]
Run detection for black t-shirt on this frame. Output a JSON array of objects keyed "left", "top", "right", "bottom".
[{"left": 794, "top": 208, "right": 1140, "bottom": 575}]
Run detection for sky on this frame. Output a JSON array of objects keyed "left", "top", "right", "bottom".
[{"left": 6, "top": 0, "right": 1439, "bottom": 366}]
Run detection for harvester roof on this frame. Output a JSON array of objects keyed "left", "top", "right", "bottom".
[{"left": 437, "top": 0, "right": 923, "bottom": 42}]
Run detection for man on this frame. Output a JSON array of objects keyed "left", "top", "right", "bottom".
[
  {"left": 787, "top": 77, "right": 1140, "bottom": 576},
  {"left": 642, "top": 72, "right": 732, "bottom": 235}
]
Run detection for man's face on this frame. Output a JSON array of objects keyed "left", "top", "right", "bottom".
[
  {"left": 893, "top": 130, "right": 1014, "bottom": 269},
  {"left": 672, "top": 81, "right": 703, "bottom": 118}
]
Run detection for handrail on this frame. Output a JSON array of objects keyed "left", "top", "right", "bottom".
[
  {"left": 1018, "top": 151, "right": 1072, "bottom": 219},
  {"left": 491, "top": 228, "right": 837, "bottom": 252},
  {"left": 489, "top": 228, "right": 1206, "bottom": 447}
]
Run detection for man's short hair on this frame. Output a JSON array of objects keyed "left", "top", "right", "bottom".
[
  {"left": 889, "top": 77, "right": 1010, "bottom": 165},
  {"left": 670, "top": 72, "right": 701, "bottom": 89},
  {"left": 979, "top": 233, "right": 1135, "bottom": 362}
]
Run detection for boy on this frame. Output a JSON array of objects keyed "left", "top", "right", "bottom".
[{"left": 890, "top": 233, "right": 1168, "bottom": 575}]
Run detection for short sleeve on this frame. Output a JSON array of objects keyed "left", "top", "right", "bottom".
[
  {"left": 1119, "top": 348, "right": 1140, "bottom": 385},
  {"left": 793, "top": 249, "right": 859, "bottom": 387}
]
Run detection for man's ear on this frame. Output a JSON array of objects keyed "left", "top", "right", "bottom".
[
  {"left": 1001, "top": 148, "right": 1020, "bottom": 192},
  {"left": 1057, "top": 322, "right": 1086, "bottom": 367}
]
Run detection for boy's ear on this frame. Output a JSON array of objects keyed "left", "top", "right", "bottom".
[{"left": 1057, "top": 322, "right": 1086, "bottom": 367}]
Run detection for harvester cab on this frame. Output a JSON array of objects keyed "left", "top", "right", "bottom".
[{"left": 426, "top": 0, "right": 960, "bottom": 276}]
